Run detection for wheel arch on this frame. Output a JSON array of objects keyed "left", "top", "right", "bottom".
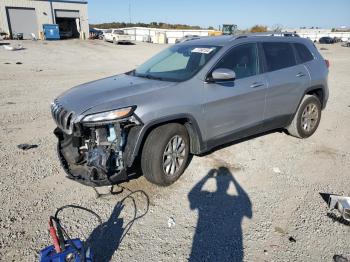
[{"left": 125, "top": 114, "right": 205, "bottom": 167}]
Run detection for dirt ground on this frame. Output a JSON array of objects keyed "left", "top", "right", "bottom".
[{"left": 0, "top": 39, "right": 349, "bottom": 261}]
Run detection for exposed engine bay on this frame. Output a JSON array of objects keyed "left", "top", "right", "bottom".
[{"left": 54, "top": 117, "right": 140, "bottom": 187}]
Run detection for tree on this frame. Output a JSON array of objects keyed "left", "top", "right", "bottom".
[
  {"left": 271, "top": 24, "right": 283, "bottom": 32},
  {"left": 250, "top": 25, "right": 268, "bottom": 33}
]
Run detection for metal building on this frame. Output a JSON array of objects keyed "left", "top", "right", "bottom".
[{"left": 0, "top": 0, "right": 88, "bottom": 39}]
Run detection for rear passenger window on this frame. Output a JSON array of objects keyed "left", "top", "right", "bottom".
[
  {"left": 294, "top": 43, "right": 314, "bottom": 63},
  {"left": 214, "top": 43, "right": 258, "bottom": 79},
  {"left": 262, "top": 42, "right": 296, "bottom": 72}
]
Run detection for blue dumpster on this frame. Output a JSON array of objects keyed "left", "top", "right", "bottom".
[{"left": 43, "top": 24, "right": 60, "bottom": 40}]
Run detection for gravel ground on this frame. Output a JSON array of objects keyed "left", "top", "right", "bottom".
[{"left": 0, "top": 40, "right": 349, "bottom": 262}]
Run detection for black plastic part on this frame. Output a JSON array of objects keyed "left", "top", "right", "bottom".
[{"left": 54, "top": 128, "right": 128, "bottom": 187}]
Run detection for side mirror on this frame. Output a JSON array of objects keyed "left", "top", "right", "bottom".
[{"left": 211, "top": 68, "right": 236, "bottom": 82}]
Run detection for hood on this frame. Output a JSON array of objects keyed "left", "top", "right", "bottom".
[{"left": 55, "top": 74, "right": 176, "bottom": 116}]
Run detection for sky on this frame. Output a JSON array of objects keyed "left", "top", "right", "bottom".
[{"left": 88, "top": 0, "right": 350, "bottom": 29}]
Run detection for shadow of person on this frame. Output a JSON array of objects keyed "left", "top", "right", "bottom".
[
  {"left": 85, "top": 202, "right": 124, "bottom": 262},
  {"left": 188, "top": 167, "right": 252, "bottom": 262}
]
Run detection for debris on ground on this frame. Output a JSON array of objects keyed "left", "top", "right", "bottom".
[
  {"left": 273, "top": 167, "right": 281, "bottom": 174},
  {"left": 320, "top": 47, "right": 329, "bottom": 50},
  {"left": 167, "top": 217, "right": 175, "bottom": 228},
  {"left": 3, "top": 44, "right": 24, "bottom": 51},
  {"left": 16, "top": 62, "right": 23, "bottom": 65},
  {"left": 320, "top": 193, "right": 350, "bottom": 222},
  {"left": 333, "top": 254, "right": 349, "bottom": 262},
  {"left": 4, "top": 62, "right": 11, "bottom": 64},
  {"left": 6, "top": 102, "right": 15, "bottom": 105},
  {"left": 17, "top": 144, "right": 38, "bottom": 151},
  {"left": 288, "top": 236, "right": 296, "bottom": 243}
]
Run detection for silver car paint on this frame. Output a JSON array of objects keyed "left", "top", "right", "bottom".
[{"left": 54, "top": 35, "right": 329, "bottom": 150}]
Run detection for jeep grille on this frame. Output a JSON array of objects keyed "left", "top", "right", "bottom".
[{"left": 51, "top": 100, "right": 75, "bottom": 135}]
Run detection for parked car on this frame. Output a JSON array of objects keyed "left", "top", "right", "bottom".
[
  {"left": 103, "top": 29, "right": 133, "bottom": 44},
  {"left": 60, "top": 30, "right": 73, "bottom": 39},
  {"left": 319, "top": 37, "right": 335, "bottom": 44},
  {"left": 89, "top": 28, "right": 103, "bottom": 40},
  {"left": 51, "top": 35, "right": 329, "bottom": 187},
  {"left": 175, "top": 35, "right": 200, "bottom": 44},
  {"left": 346, "top": 38, "right": 350, "bottom": 47}
]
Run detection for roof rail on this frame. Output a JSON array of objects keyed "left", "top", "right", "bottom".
[{"left": 233, "top": 31, "right": 300, "bottom": 39}]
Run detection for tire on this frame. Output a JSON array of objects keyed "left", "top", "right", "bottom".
[
  {"left": 141, "top": 123, "right": 190, "bottom": 186},
  {"left": 287, "top": 95, "right": 322, "bottom": 138}
]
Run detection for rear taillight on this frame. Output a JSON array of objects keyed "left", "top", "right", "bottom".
[{"left": 325, "top": 59, "right": 330, "bottom": 68}]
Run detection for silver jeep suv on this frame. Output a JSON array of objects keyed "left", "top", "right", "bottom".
[{"left": 51, "top": 35, "right": 329, "bottom": 187}]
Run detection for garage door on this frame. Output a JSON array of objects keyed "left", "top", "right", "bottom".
[
  {"left": 55, "top": 10, "right": 79, "bottom": 18},
  {"left": 6, "top": 8, "right": 38, "bottom": 39}
]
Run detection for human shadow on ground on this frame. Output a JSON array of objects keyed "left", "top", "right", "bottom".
[
  {"left": 188, "top": 167, "right": 252, "bottom": 262},
  {"left": 85, "top": 189, "right": 149, "bottom": 262}
]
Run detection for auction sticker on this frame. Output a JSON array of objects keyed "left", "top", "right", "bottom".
[{"left": 191, "top": 47, "right": 215, "bottom": 54}]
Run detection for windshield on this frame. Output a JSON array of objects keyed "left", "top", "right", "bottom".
[{"left": 132, "top": 45, "right": 221, "bottom": 82}]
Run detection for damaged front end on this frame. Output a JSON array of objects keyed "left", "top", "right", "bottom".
[{"left": 52, "top": 101, "right": 141, "bottom": 187}]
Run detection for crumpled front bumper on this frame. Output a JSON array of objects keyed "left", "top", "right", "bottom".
[{"left": 55, "top": 128, "right": 128, "bottom": 187}]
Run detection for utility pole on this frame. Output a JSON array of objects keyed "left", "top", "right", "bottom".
[{"left": 128, "top": 2, "right": 131, "bottom": 25}]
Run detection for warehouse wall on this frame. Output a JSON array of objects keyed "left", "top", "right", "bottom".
[{"left": 0, "top": 0, "right": 88, "bottom": 39}]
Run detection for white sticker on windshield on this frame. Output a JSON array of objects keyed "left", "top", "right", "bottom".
[{"left": 191, "top": 47, "right": 215, "bottom": 54}]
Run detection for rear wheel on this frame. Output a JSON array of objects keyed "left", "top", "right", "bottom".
[
  {"left": 141, "top": 123, "right": 190, "bottom": 186},
  {"left": 287, "top": 95, "right": 322, "bottom": 138}
]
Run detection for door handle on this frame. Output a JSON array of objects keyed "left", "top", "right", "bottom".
[
  {"left": 296, "top": 72, "right": 305, "bottom": 77},
  {"left": 250, "top": 82, "right": 264, "bottom": 88}
]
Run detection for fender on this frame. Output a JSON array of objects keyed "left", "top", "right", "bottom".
[
  {"left": 288, "top": 84, "right": 326, "bottom": 125},
  {"left": 124, "top": 114, "right": 206, "bottom": 167}
]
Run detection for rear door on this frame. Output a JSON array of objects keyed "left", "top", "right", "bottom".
[
  {"left": 261, "top": 42, "right": 310, "bottom": 126},
  {"left": 204, "top": 42, "right": 267, "bottom": 143}
]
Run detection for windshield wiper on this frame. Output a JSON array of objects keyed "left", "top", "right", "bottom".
[{"left": 137, "top": 73, "right": 164, "bottom": 81}]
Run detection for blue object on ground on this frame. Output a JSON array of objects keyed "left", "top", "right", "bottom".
[{"left": 39, "top": 239, "right": 93, "bottom": 262}]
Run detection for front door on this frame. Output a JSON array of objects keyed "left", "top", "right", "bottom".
[{"left": 204, "top": 43, "right": 267, "bottom": 144}]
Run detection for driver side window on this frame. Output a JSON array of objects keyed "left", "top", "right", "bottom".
[{"left": 215, "top": 43, "right": 258, "bottom": 79}]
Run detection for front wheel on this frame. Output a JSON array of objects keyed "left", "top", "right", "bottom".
[
  {"left": 286, "top": 94, "right": 322, "bottom": 138},
  {"left": 141, "top": 123, "right": 190, "bottom": 186}
]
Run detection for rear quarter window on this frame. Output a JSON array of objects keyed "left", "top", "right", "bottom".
[
  {"left": 262, "top": 42, "right": 296, "bottom": 72},
  {"left": 294, "top": 43, "right": 314, "bottom": 63}
]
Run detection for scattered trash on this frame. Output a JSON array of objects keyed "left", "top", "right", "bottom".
[
  {"left": 320, "top": 193, "right": 350, "bottom": 222},
  {"left": 273, "top": 167, "right": 281, "bottom": 174},
  {"left": 329, "top": 195, "right": 350, "bottom": 222},
  {"left": 16, "top": 62, "right": 22, "bottom": 65},
  {"left": 320, "top": 47, "right": 329, "bottom": 50},
  {"left": 333, "top": 254, "right": 349, "bottom": 262},
  {"left": 263, "top": 249, "right": 268, "bottom": 255},
  {"left": 6, "top": 102, "right": 16, "bottom": 105},
  {"left": 17, "top": 144, "right": 38, "bottom": 151},
  {"left": 288, "top": 236, "right": 296, "bottom": 243},
  {"left": 3, "top": 44, "right": 24, "bottom": 51},
  {"left": 167, "top": 217, "right": 175, "bottom": 228},
  {"left": 327, "top": 212, "right": 350, "bottom": 226},
  {"left": 31, "top": 33, "right": 37, "bottom": 41},
  {"left": 4, "top": 62, "right": 10, "bottom": 64}
]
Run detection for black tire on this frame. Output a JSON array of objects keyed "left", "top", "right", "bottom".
[
  {"left": 287, "top": 95, "right": 322, "bottom": 138},
  {"left": 141, "top": 123, "right": 190, "bottom": 186}
]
